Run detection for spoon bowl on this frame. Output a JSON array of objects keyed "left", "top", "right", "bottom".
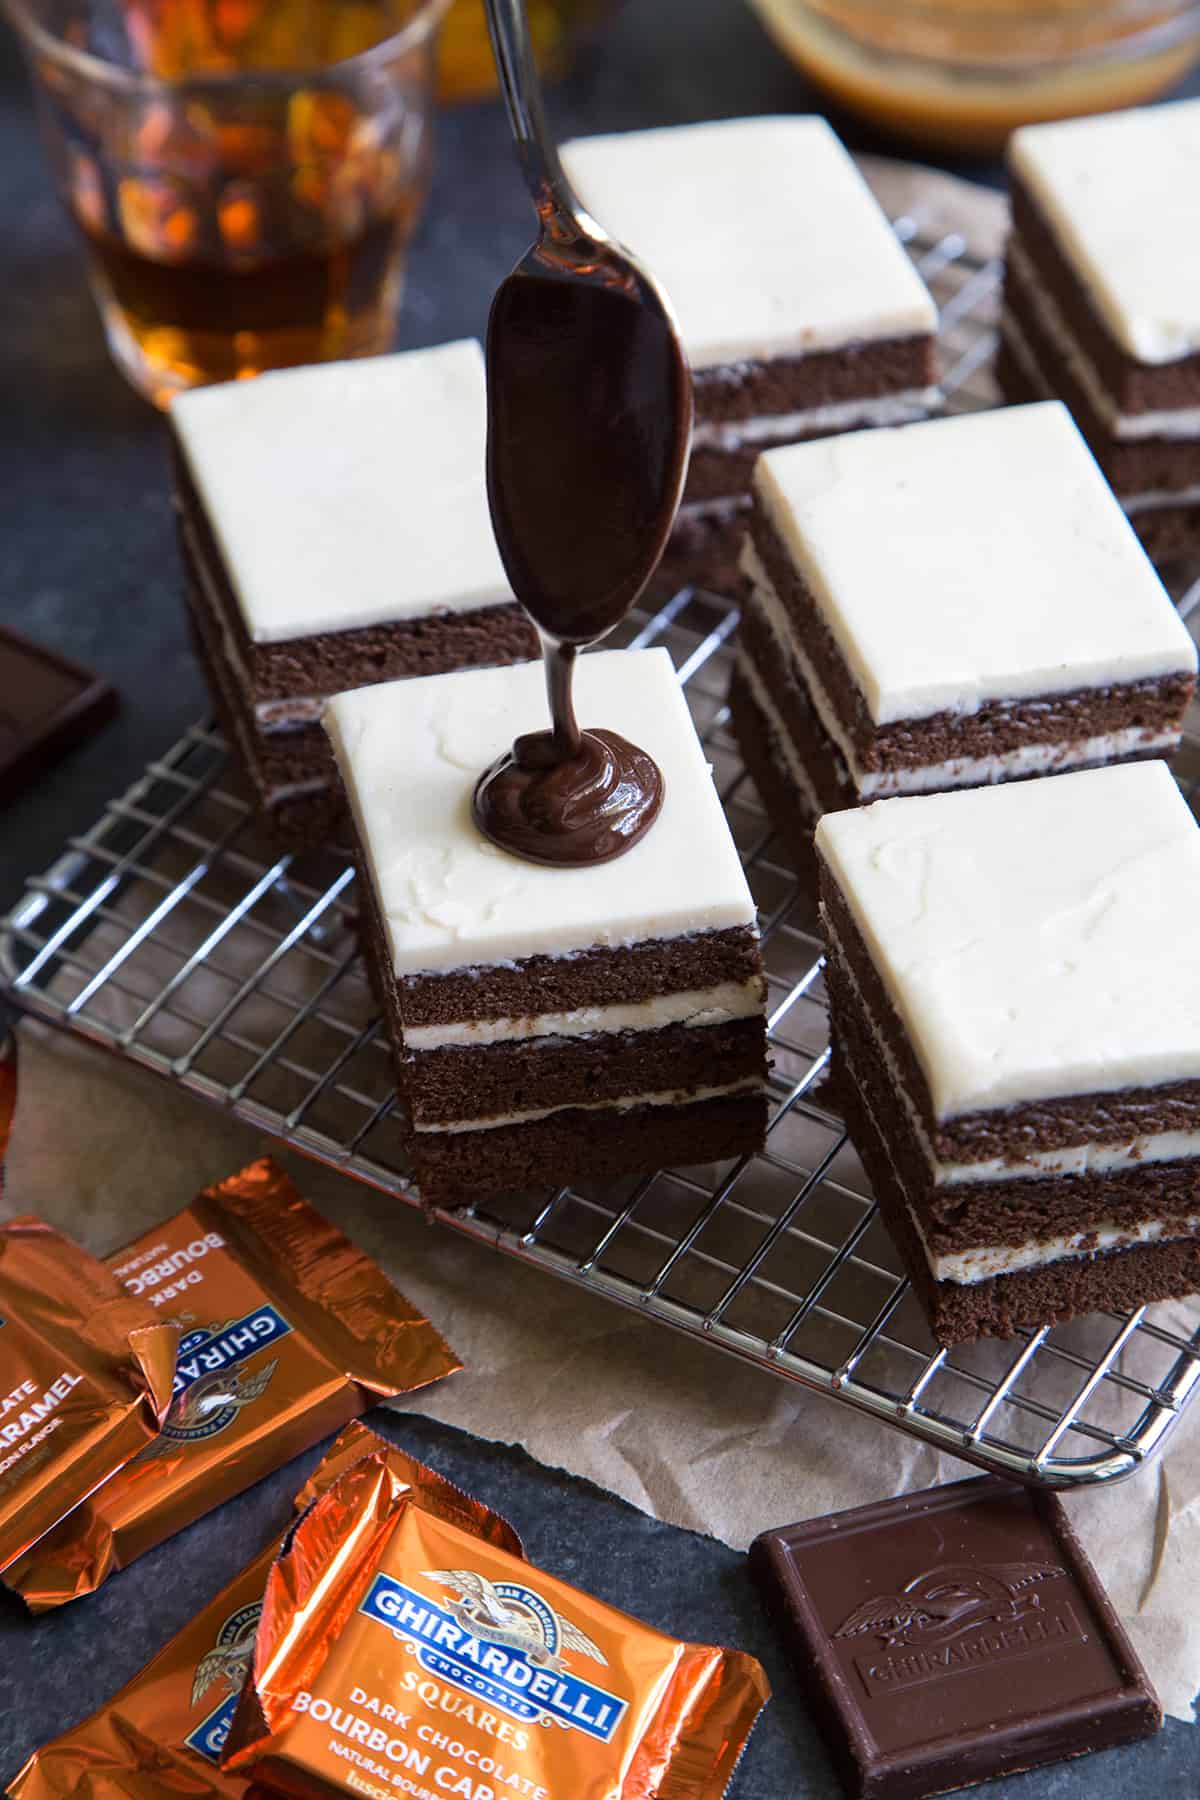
[{"left": 486, "top": 211, "right": 692, "bottom": 645}]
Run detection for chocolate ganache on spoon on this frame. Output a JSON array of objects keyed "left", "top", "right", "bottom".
[{"left": 473, "top": 0, "right": 693, "bottom": 868}]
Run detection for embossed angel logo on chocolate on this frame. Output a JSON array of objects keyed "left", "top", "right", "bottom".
[
  {"left": 834, "top": 1561, "right": 1065, "bottom": 1649},
  {"left": 424, "top": 1569, "right": 608, "bottom": 1671}
]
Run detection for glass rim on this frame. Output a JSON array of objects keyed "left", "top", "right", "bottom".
[
  {"left": 760, "top": 0, "right": 1200, "bottom": 21},
  {"left": 1, "top": 0, "right": 454, "bottom": 92}
]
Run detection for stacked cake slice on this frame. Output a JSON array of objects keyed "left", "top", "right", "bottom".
[
  {"left": 1001, "top": 99, "right": 1200, "bottom": 558},
  {"left": 561, "top": 116, "right": 938, "bottom": 593},
  {"left": 732, "top": 403, "right": 1197, "bottom": 875},
  {"left": 173, "top": 340, "right": 536, "bottom": 845},
  {"left": 325, "top": 647, "right": 768, "bottom": 1206},
  {"left": 818, "top": 762, "right": 1200, "bottom": 1342}
]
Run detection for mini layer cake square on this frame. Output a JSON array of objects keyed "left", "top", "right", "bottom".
[
  {"left": 731, "top": 402, "right": 1196, "bottom": 876},
  {"left": 325, "top": 646, "right": 768, "bottom": 1207},
  {"left": 1000, "top": 100, "right": 1200, "bottom": 559},
  {"left": 172, "top": 340, "right": 537, "bottom": 846},
  {"left": 561, "top": 116, "right": 938, "bottom": 594},
  {"left": 817, "top": 761, "right": 1200, "bottom": 1343}
]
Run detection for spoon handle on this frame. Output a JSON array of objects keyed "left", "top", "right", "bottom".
[{"left": 481, "top": 0, "right": 579, "bottom": 222}]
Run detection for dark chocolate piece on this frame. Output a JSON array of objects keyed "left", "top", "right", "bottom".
[
  {"left": 751, "top": 1476, "right": 1161, "bottom": 1800},
  {"left": 0, "top": 628, "right": 117, "bottom": 804}
]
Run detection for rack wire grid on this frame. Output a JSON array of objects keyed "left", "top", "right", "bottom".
[{"left": 6, "top": 213, "right": 1200, "bottom": 1491}]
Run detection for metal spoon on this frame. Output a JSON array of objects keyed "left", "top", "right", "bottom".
[
  {"left": 473, "top": 0, "right": 692, "bottom": 864},
  {"left": 482, "top": 0, "right": 692, "bottom": 654}
]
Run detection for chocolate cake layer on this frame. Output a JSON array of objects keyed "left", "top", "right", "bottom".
[
  {"left": 186, "top": 582, "right": 346, "bottom": 849},
  {"left": 397, "top": 927, "right": 764, "bottom": 1025},
  {"left": 827, "top": 954, "right": 1200, "bottom": 1252},
  {"left": 358, "top": 844, "right": 765, "bottom": 1140},
  {"left": 682, "top": 345, "right": 937, "bottom": 513},
  {"left": 412, "top": 1093, "right": 768, "bottom": 1209},
  {"left": 993, "top": 341, "right": 1198, "bottom": 558},
  {"left": 728, "top": 664, "right": 822, "bottom": 883},
  {"left": 175, "top": 450, "right": 537, "bottom": 713},
  {"left": 1009, "top": 177, "right": 1200, "bottom": 416},
  {"left": 820, "top": 866, "right": 1200, "bottom": 1160},
  {"left": 1124, "top": 507, "right": 1200, "bottom": 560},
  {"left": 653, "top": 503, "right": 749, "bottom": 597},
  {"left": 692, "top": 337, "right": 936, "bottom": 426},
  {"left": 686, "top": 446, "right": 782, "bottom": 506},
  {"left": 749, "top": 507, "right": 1194, "bottom": 775},
  {"left": 1003, "top": 257, "right": 1200, "bottom": 498},
  {"left": 404, "top": 1018, "right": 766, "bottom": 1127},
  {"left": 731, "top": 629, "right": 1174, "bottom": 916},
  {"left": 736, "top": 605, "right": 853, "bottom": 814},
  {"left": 835, "top": 1048, "right": 1200, "bottom": 1343},
  {"left": 186, "top": 574, "right": 334, "bottom": 790},
  {"left": 332, "top": 639, "right": 768, "bottom": 1207}
]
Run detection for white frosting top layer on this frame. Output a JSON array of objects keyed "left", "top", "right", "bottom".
[
  {"left": 755, "top": 402, "right": 1195, "bottom": 726},
  {"left": 1009, "top": 100, "right": 1200, "bottom": 364},
  {"left": 173, "top": 340, "right": 511, "bottom": 644},
  {"left": 325, "top": 647, "right": 758, "bottom": 975},
  {"left": 560, "top": 117, "right": 936, "bottom": 371},
  {"left": 815, "top": 761, "right": 1200, "bottom": 1118}
]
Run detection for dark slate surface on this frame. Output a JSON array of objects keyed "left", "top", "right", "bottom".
[{"left": 1, "top": 2, "right": 1199, "bottom": 1793}]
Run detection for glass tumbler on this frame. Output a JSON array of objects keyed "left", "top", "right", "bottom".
[{"left": 5, "top": 0, "right": 452, "bottom": 404}]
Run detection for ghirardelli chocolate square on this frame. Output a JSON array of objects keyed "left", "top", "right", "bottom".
[{"left": 751, "top": 1475, "right": 1160, "bottom": 1800}]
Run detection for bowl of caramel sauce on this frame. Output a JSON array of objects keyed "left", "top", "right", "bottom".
[{"left": 748, "top": 0, "right": 1200, "bottom": 152}]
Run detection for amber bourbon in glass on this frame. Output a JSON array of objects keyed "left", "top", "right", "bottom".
[{"left": 7, "top": 0, "right": 449, "bottom": 403}]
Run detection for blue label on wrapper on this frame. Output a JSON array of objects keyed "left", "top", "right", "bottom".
[
  {"left": 186, "top": 1692, "right": 239, "bottom": 1764},
  {"left": 359, "top": 1574, "right": 627, "bottom": 1743},
  {"left": 164, "top": 1307, "right": 292, "bottom": 1441}
]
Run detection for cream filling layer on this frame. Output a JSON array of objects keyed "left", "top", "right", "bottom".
[
  {"left": 411, "top": 1077, "right": 764, "bottom": 1134},
  {"left": 404, "top": 979, "right": 764, "bottom": 1050},
  {"left": 185, "top": 511, "right": 334, "bottom": 735},
  {"left": 735, "top": 649, "right": 825, "bottom": 817},
  {"left": 1007, "top": 240, "right": 1200, "bottom": 443},
  {"left": 919, "top": 1210, "right": 1200, "bottom": 1285},
  {"left": 741, "top": 549, "right": 1178, "bottom": 800},
  {"left": 825, "top": 917, "right": 1200, "bottom": 1186},
  {"left": 1124, "top": 484, "right": 1200, "bottom": 516},
  {"left": 1001, "top": 313, "right": 1200, "bottom": 518},
  {"left": 676, "top": 495, "right": 752, "bottom": 525},
  {"left": 839, "top": 1021, "right": 1200, "bottom": 1285},
  {"left": 692, "top": 387, "right": 939, "bottom": 452}
]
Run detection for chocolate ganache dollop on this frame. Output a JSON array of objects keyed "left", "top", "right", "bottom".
[{"left": 472, "top": 196, "right": 692, "bottom": 868}]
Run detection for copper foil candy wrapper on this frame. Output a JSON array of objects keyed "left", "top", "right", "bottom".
[
  {"left": 0, "top": 1033, "right": 176, "bottom": 1574},
  {"left": 9, "top": 1423, "right": 521, "bottom": 1800},
  {"left": 8, "top": 1157, "right": 460, "bottom": 1609},
  {"left": 224, "top": 1448, "right": 770, "bottom": 1800},
  {"left": 0, "top": 1216, "right": 176, "bottom": 1577}
]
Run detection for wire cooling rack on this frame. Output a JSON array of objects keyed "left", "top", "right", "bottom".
[{"left": 6, "top": 209, "right": 1200, "bottom": 1491}]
